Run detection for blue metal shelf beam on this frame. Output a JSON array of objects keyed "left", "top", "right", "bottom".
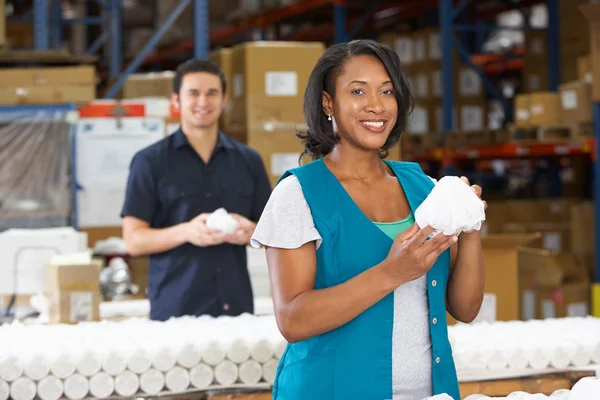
[
  {"left": 109, "top": 0, "right": 122, "bottom": 78},
  {"left": 334, "top": 3, "right": 346, "bottom": 44},
  {"left": 594, "top": 102, "right": 600, "bottom": 285},
  {"left": 34, "top": 0, "right": 49, "bottom": 50},
  {"left": 194, "top": 0, "right": 210, "bottom": 59}
]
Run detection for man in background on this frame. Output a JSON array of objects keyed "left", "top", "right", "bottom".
[{"left": 121, "top": 58, "right": 272, "bottom": 321}]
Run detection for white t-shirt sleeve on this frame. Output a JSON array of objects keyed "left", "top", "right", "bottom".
[{"left": 250, "top": 175, "right": 323, "bottom": 250}]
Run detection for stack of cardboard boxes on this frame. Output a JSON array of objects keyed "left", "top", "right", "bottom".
[
  {"left": 378, "top": 28, "right": 487, "bottom": 142},
  {"left": 474, "top": 199, "right": 593, "bottom": 323},
  {"left": 0, "top": 66, "right": 97, "bottom": 105},
  {"left": 515, "top": 57, "right": 593, "bottom": 129}
]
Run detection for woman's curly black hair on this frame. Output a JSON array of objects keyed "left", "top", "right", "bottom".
[{"left": 298, "top": 39, "right": 413, "bottom": 161}]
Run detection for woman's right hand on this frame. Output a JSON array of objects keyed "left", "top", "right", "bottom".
[{"left": 381, "top": 224, "right": 457, "bottom": 287}]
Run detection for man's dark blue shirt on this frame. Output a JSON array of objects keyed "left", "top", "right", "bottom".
[{"left": 121, "top": 128, "right": 271, "bottom": 321}]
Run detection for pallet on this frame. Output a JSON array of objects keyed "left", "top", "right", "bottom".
[{"left": 510, "top": 124, "right": 594, "bottom": 143}]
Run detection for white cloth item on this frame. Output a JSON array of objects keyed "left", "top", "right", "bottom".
[
  {"left": 205, "top": 208, "right": 238, "bottom": 235},
  {"left": 415, "top": 176, "right": 485, "bottom": 236}
]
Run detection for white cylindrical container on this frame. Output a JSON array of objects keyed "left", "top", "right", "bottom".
[
  {"left": 151, "top": 347, "right": 176, "bottom": 372},
  {"left": 227, "top": 338, "right": 250, "bottom": 364},
  {"left": 89, "top": 372, "right": 115, "bottom": 399},
  {"left": 239, "top": 360, "right": 262, "bottom": 384},
  {"left": 63, "top": 374, "right": 89, "bottom": 400},
  {"left": 127, "top": 348, "right": 152, "bottom": 374},
  {"left": 36, "top": 375, "right": 63, "bottom": 400},
  {"left": 176, "top": 343, "right": 201, "bottom": 369},
  {"left": 114, "top": 370, "right": 139, "bottom": 397},
  {"left": 9, "top": 377, "right": 36, "bottom": 400},
  {"left": 262, "top": 359, "right": 279, "bottom": 385},
  {"left": 102, "top": 350, "right": 127, "bottom": 376},
  {"left": 190, "top": 363, "right": 214, "bottom": 389},
  {"left": 214, "top": 360, "right": 238, "bottom": 386},
  {"left": 48, "top": 354, "right": 75, "bottom": 379},
  {"left": 201, "top": 340, "right": 226, "bottom": 366},
  {"left": 139, "top": 368, "right": 165, "bottom": 395},
  {"left": 250, "top": 338, "right": 274, "bottom": 363},
  {"left": 165, "top": 366, "right": 190, "bottom": 393},
  {"left": 75, "top": 351, "right": 102, "bottom": 377},
  {"left": 0, "top": 355, "right": 23, "bottom": 382},
  {"left": 23, "top": 355, "right": 49, "bottom": 381}
]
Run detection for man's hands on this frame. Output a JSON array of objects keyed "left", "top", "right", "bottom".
[
  {"left": 223, "top": 213, "right": 256, "bottom": 246},
  {"left": 185, "top": 213, "right": 256, "bottom": 247},
  {"left": 185, "top": 213, "right": 226, "bottom": 247}
]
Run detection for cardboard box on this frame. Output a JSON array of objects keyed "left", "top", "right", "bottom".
[
  {"left": 480, "top": 234, "right": 542, "bottom": 322},
  {"left": 249, "top": 131, "right": 307, "bottom": 187},
  {"left": 579, "top": 3, "right": 600, "bottom": 101},
  {"left": 519, "top": 247, "right": 590, "bottom": 320},
  {"left": 45, "top": 257, "right": 102, "bottom": 324},
  {"left": 229, "top": 41, "right": 325, "bottom": 143},
  {"left": 0, "top": 66, "right": 96, "bottom": 88},
  {"left": 123, "top": 71, "right": 174, "bottom": 99},
  {"left": 210, "top": 48, "right": 234, "bottom": 133},
  {"left": 559, "top": 81, "right": 593, "bottom": 125},
  {"left": 571, "top": 202, "right": 595, "bottom": 258},
  {"left": 515, "top": 94, "right": 531, "bottom": 127},
  {"left": 578, "top": 55, "right": 592, "bottom": 82},
  {"left": 0, "top": 85, "right": 96, "bottom": 105},
  {"left": 529, "top": 92, "right": 562, "bottom": 126}
]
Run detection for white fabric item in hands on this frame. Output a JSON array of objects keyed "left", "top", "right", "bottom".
[
  {"left": 205, "top": 208, "right": 239, "bottom": 235},
  {"left": 415, "top": 176, "right": 485, "bottom": 235}
]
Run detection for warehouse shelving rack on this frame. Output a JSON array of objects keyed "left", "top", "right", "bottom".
[{"left": 4, "top": 0, "right": 600, "bottom": 315}]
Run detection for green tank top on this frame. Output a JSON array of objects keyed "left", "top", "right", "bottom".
[{"left": 373, "top": 212, "right": 415, "bottom": 240}]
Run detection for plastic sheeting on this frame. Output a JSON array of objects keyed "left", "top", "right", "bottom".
[{"left": 0, "top": 105, "right": 74, "bottom": 231}]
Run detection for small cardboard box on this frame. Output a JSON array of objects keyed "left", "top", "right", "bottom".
[
  {"left": 579, "top": 3, "right": 600, "bottom": 101},
  {"left": 515, "top": 94, "right": 531, "bottom": 127},
  {"left": 559, "top": 80, "right": 593, "bottom": 125},
  {"left": 45, "top": 257, "right": 102, "bottom": 324},
  {"left": 123, "top": 71, "right": 174, "bottom": 99},
  {"left": 529, "top": 92, "right": 562, "bottom": 126},
  {"left": 210, "top": 48, "right": 234, "bottom": 133}
]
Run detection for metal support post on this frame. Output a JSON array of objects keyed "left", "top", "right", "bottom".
[
  {"left": 334, "top": 2, "right": 346, "bottom": 44},
  {"left": 593, "top": 102, "right": 600, "bottom": 317},
  {"left": 52, "top": 0, "right": 62, "bottom": 49},
  {"left": 347, "top": 0, "right": 384, "bottom": 41},
  {"left": 105, "top": 0, "right": 192, "bottom": 99},
  {"left": 194, "top": 0, "right": 210, "bottom": 59},
  {"left": 440, "top": 0, "right": 454, "bottom": 134},
  {"left": 547, "top": 0, "right": 560, "bottom": 90},
  {"left": 109, "top": 0, "right": 122, "bottom": 78},
  {"left": 34, "top": 0, "right": 49, "bottom": 50}
]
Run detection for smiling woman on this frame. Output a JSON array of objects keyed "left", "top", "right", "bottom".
[{"left": 251, "top": 39, "right": 485, "bottom": 400}]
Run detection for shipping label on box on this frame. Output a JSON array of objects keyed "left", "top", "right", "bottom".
[
  {"left": 394, "top": 37, "right": 414, "bottom": 64},
  {"left": 265, "top": 72, "right": 298, "bottom": 96},
  {"left": 429, "top": 32, "right": 441, "bottom": 60},
  {"left": 458, "top": 69, "right": 482, "bottom": 97},
  {"left": 459, "top": 105, "right": 484, "bottom": 132},
  {"left": 270, "top": 153, "right": 301, "bottom": 176},
  {"left": 416, "top": 74, "right": 429, "bottom": 99},
  {"left": 408, "top": 106, "right": 429, "bottom": 133},
  {"left": 414, "top": 38, "right": 426, "bottom": 63}
]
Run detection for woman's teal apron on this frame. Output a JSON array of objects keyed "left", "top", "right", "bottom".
[{"left": 272, "top": 159, "right": 460, "bottom": 400}]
